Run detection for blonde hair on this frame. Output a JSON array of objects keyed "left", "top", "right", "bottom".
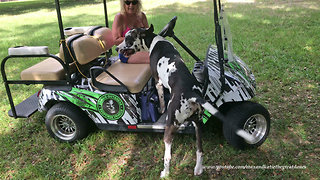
[{"left": 120, "top": 0, "right": 142, "bottom": 15}]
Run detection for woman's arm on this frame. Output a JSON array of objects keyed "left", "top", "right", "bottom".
[
  {"left": 141, "top": 12, "right": 149, "bottom": 28},
  {"left": 112, "top": 13, "right": 125, "bottom": 46}
]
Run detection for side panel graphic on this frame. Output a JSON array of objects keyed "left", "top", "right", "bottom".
[{"left": 39, "top": 87, "right": 140, "bottom": 125}]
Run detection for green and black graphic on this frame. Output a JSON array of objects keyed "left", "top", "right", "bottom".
[
  {"left": 97, "top": 93, "right": 125, "bottom": 120},
  {"left": 202, "top": 110, "right": 212, "bottom": 124},
  {"left": 57, "top": 88, "right": 100, "bottom": 112},
  {"left": 56, "top": 88, "right": 125, "bottom": 120},
  {"left": 228, "top": 61, "right": 249, "bottom": 82}
]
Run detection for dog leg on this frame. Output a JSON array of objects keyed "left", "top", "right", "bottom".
[
  {"left": 192, "top": 121, "right": 204, "bottom": 176},
  {"left": 160, "top": 125, "right": 176, "bottom": 178},
  {"left": 160, "top": 141, "right": 171, "bottom": 178},
  {"left": 156, "top": 79, "right": 166, "bottom": 114}
]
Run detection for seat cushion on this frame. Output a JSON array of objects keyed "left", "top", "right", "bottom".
[
  {"left": 96, "top": 60, "right": 151, "bottom": 93},
  {"left": 20, "top": 54, "right": 75, "bottom": 81}
]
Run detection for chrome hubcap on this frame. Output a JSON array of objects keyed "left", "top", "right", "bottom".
[
  {"left": 51, "top": 115, "right": 76, "bottom": 141},
  {"left": 243, "top": 114, "right": 267, "bottom": 144}
]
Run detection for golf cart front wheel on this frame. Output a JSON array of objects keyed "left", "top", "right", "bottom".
[
  {"left": 45, "top": 102, "right": 90, "bottom": 142},
  {"left": 222, "top": 102, "right": 270, "bottom": 150}
]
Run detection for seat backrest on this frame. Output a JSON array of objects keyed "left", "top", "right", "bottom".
[{"left": 59, "top": 27, "right": 114, "bottom": 65}]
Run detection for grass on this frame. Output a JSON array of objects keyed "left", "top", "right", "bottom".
[{"left": 0, "top": 0, "right": 319, "bottom": 179}]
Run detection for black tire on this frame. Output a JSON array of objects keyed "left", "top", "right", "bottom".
[
  {"left": 45, "top": 102, "right": 90, "bottom": 142},
  {"left": 222, "top": 101, "right": 270, "bottom": 150}
]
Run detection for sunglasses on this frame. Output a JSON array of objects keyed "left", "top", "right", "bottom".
[{"left": 124, "top": 0, "right": 138, "bottom": 5}]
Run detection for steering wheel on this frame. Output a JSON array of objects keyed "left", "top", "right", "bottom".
[{"left": 158, "top": 16, "right": 177, "bottom": 38}]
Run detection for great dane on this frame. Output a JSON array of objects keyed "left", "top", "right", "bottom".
[{"left": 116, "top": 25, "right": 253, "bottom": 177}]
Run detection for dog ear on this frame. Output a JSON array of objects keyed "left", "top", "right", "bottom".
[
  {"left": 139, "top": 25, "right": 154, "bottom": 38},
  {"left": 147, "top": 24, "right": 154, "bottom": 34}
]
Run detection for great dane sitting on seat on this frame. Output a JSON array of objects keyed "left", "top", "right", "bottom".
[{"left": 116, "top": 25, "right": 253, "bottom": 177}]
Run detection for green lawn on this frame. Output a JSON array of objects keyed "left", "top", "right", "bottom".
[{"left": 0, "top": 0, "right": 319, "bottom": 179}]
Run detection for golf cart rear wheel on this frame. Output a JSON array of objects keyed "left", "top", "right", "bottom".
[
  {"left": 45, "top": 102, "right": 90, "bottom": 142},
  {"left": 222, "top": 101, "right": 270, "bottom": 150}
]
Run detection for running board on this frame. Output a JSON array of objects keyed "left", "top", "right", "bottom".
[
  {"left": 137, "top": 124, "right": 187, "bottom": 130},
  {"left": 137, "top": 123, "right": 195, "bottom": 134},
  {"left": 96, "top": 123, "right": 195, "bottom": 134},
  {"left": 8, "top": 93, "right": 39, "bottom": 118}
]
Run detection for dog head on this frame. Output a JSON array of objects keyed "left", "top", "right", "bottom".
[{"left": 116, "top": 24, "right": 154, "bottom": 57}]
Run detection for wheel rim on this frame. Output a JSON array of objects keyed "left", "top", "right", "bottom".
[
  {"left": 51, "top": 114, "right": 77, "bottom": 141},
  {"left": 243, "top": 114, "right": 267, "bottom": 144}
]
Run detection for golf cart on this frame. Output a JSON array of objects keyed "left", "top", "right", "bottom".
[{"left": 1, "top": 0, "right": 270, "bottom": 150}]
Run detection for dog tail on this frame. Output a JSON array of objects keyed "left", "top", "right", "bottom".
[{"left": 190, "top": 97, "right": 255, "bottom": 144}]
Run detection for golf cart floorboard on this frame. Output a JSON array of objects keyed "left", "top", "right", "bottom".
[
  {"left": 138, "top": 112, "right": 167, "bottom": 125},
  {"left": 8, "top": 92, "right": 38, "bottom": 118}
]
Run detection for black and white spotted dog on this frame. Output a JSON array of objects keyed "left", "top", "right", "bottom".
[{"left": 117, "top": 25, "right": 253, "bottom": 177}]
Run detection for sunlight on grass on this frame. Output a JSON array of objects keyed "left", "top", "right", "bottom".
[
  {"left": 0, "top": 0, "right": 37, "bottom": 4},
  {"left": 143, "top": 0, "right": 211, "bottom": 14},
  {"left": 225, "top": 0, "right": 255, "bottom": 3},
  {"left": 257, "top": 1, "right": 319, "bottom": 10},
  {"left": 262, "top": 19, "right": 271, "bottom": 24},
  {"left": 231, "top": 13, "right": 244, "bottom": 19},
  {"left": 144, "top": 0, "right": 208, "bottom": 8},
  {"left": 303, "top": 45, "right": 312, "bottom": 52},
  {"left": 306, "top": 83, "right": 315, "bottom": 89}
]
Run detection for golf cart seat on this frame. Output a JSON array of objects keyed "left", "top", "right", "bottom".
[
  {"left": 93, "top": 59, "right": 152, "bottom": 93},
  {"left": 20, "top": 27, "right": 114, "bottom": 81},
  {"left": 20, "top": 54, "right": 76, "bottom": 81},
  {"left": 59, "top": 26, "right": 152, "bottom": 93},
  {"left": 11, "top": 45, "right": 76, "bottom": 81}
]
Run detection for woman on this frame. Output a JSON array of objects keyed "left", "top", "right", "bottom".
[{"left": 112, "top": 0, "right": 150, "bottom": 63}]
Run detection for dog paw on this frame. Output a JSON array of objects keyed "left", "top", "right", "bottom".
[
  {"left": 194, "top": 165, "right": 203, "bottom": 176},
  {"left": 160, "top": 170, "right": 169, "bottom": 178}
]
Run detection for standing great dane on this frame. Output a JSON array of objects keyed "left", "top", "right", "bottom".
[{"left": 116, "top": 25, "right": 253, "bottom": 177}]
